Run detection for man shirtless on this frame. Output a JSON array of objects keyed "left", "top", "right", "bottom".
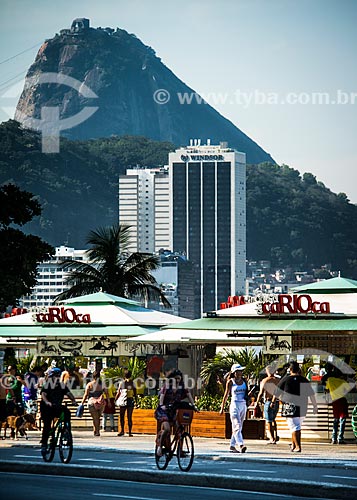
[{"left": 256, "top": 366, "right": 280, "bottom": 444}]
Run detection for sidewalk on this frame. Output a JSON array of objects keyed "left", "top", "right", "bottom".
[
  {"left": 1, "top": 430, "right": 357, "bottom": 467},
  {"left": 1, "top": 431, "right": 357, "bottom": 499}
]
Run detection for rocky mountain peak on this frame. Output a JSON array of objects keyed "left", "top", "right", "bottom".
[{"left": 15, "top": 19, "right": 273, "bottom": 164}]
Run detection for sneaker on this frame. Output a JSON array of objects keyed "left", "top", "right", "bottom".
[
  {"left": 240, "top": 445, "right": 247, "bottom": 453},
  {"left": 128, "top": 433, "right": 134, "bottom": 437},
  {"left": 331, "top": 439, "right": 337, "bottom": 444},
  {"left": 338, "top": 439, "right": 346, "bottom": 444},
  {"left": 229, "top": 446, "right": 239, "bottom": 453},
  {"left": 111, "top": 428, "right": 115, "bottom": 432},
  {"left": 117, "top": 431, "right": 124, "bottom": 436}
]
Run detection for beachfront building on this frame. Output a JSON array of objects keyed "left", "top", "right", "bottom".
[
  {"left": 20, "top": 246, "right": 88, "bottom": 309},
  {"left": 118, "top": 167, "right": 170, "bottom": 254},
  {"left": 168, "top": 140, "right": 246, "bottom": 316}
]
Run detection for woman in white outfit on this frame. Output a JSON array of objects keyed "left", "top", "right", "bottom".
[{"left": 219, "top": 363, "right": 248, "bottom": 453}]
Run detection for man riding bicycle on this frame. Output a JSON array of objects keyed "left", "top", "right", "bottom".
[
  {"left": 40, "top": 367, "right": 77, "bottom": 454},
  {"left": 155, "top": 370, "right": 196, "bottom": 456}
]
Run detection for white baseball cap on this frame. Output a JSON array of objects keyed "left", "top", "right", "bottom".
[{"left": 231, "top": 363, "right": 245, "bottom": 373}]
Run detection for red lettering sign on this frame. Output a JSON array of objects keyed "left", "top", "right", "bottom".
[
  {"left": 36, "top": 307, "right": 91, "bottom": 324},
  {"left": 261, "top": 294, "right": 330, "bottom": 315},
  {"left": 220, "top": 295, "right": 246, "bottom": 309}
]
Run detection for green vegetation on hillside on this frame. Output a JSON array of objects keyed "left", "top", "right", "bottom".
[{"left": 0, "top": 120, "right": 356, "bottom": 277}]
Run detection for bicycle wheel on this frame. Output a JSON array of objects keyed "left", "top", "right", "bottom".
[
  {"left": 59, "top": 425, "right": 73, "bottom": 464},
  {"left": 155, "top": 430, "right": 170, "bottom": 470},
  {"left": 177, "top": 432, "right": 194, "bottom": 472},
  {"left": 42, "top": 432, "right": 56, "bottom": 462}
]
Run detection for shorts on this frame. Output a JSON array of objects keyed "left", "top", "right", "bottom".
[
  {"left": 332, "top": 398, "right": 348, "bottom": 419},
  {"left": 264, "top": 401, "right": 279, "bottom": 423},
  {"left": 286, "top": 416, "right": 305, "bottom": 432}
]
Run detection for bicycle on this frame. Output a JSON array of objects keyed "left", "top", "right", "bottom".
[
  {"left": 41, "top": 404, "right": 73, "bottom": 464},
  {"left": 155, "top": 406, "right": 194, "bottom": 472}
]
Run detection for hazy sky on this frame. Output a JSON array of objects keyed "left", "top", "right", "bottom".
[{"left": 1, "top": 0, "right": 356, "bottom": 202}]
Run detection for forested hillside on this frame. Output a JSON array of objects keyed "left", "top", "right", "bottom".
[{"left": 1, "top": 120, "right": 356, "bottom": 277}]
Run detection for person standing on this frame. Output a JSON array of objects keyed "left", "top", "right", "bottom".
[
  {"left": 81, "top": 371, "right": 110, "bottom": 437},
  {"left": 255, "top": 365, "right": 280, "bottom": 444},
  {"left": 272, "top": 361, "right": 318, "bottom": 453},
  {"left": 325, "top": 369, "right": 351, "bottom": 444},
  {"left": 5, "top": 366, "right": 24, "bottom": 416},
  {"left": 102, "top": 382, "right": 116, "bottom": 432},
  {"left": 23, "top": 366, "right": 43, "bottom": 416},
  {"left": 219, "top": 364, "right": 249, "bottom": 453},
  {"left": 115, "top": 370, "right": 137, "bottom": 436},
  {"left": 0, "top": 372, "right": 7, "bottom": 425}
]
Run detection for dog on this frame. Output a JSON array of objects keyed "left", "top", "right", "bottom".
[{"left": 3, "top": 413, "right": 38, "bottom": 440}]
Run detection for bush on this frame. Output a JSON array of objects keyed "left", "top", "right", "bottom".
[
  {"left": 196, "top": 392, "right": 224, "bottom": 412},
  {"left": 136, "top": 395, "right": 159, "bottom": 409}
]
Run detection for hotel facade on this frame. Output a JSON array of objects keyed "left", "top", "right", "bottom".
[{"left": 168, "top": 141, "right": 246, "bottom": 315}]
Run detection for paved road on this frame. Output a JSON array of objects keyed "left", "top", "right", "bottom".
[
  {"left": 1, "top": 446, "right": 356, "bottom": 488},
  {"left": 1, "top": 432, "right": 356, "bottom": 498},
  {"left": 0, "top": 472, "right": 341, "bottom": 500}
]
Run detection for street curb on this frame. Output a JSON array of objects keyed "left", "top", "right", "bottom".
[
  {"left": 4, "top": 443, "right": 357, "bottom": 470},
  {"left": 0, "top": 460, "right": 355, "bottom": 499}
]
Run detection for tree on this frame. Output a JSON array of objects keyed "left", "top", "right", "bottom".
[
  {"left": 200, "top": 347, "right": 263, "bottom": 396},
  {"left": 54, "top": 224, "right": 171, "bottom": 307},
  {"left": 0, "top": 184, "right": 54, "bottom": 312}
]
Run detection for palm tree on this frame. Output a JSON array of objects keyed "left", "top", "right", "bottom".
[
  {"left": 200, "top": 347, "right": 264, "bottom": 395},
  {"left": 54, "top": 224, "right": 171, "bottom": 307}
]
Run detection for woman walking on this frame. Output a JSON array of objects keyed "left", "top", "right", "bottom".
[
  {"left": 115, "top": 370, "right": 137, "bottom": 436},
  {"left": 272, "top": 361, "right": 318, "bottom": 453},
  {"left": 219, "top": 364, "right": 249, "bottom": 453},
  {"left": 81, "top": 371, "right": 110, "bottom": 436}
]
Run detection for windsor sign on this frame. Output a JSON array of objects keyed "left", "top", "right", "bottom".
[
  {"left": 35, "top": 307, "right": 91, "bottom": 324},
  {"left": 261, "top": 294, "right": 331, "bottom": 315}
]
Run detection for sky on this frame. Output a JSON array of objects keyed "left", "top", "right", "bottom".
[{"left": 0, "top": 0, "right": 356, "bottom": 202}]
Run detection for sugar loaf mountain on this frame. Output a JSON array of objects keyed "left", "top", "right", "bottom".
[{"left": 1, "top": 19, "right": 357, "bottom": 277}]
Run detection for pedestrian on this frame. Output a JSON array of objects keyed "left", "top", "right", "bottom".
[
  {"left": 23, "top": 366, "right": 43, "bottom": 416},
  {"left": 0, "top": 372, "right": 7, "bottom": 426},
  {"left": 5, "top": 366, "right": 24, "bottom": 416},
  {"left": 115, "top": 369, "right": 137, "bottom": 436},
  {"left": 272, "top": 361, "right": 318, "bottom": 453},
  {"left": 219, "top": 363, "right": 249, "bottom": 453},
  {"left": 81, "top": 371, "right": 110, "bottom": 437},
  {"left": 102, "top": 382, "right": 116, "bottom": 432},
  {"left": 255, "top": 365, "right": 280, "bottom": 444},
  {"left": 325, "top": 368, "right": 351, "bottom": 444}
]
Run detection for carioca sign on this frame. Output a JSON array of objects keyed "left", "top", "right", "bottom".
[
  {"left": 35, "top": 307, "right": 91, "bottom": 324},
  {"left": 262, "top": 294, "right": 330, "bottom": 315}
]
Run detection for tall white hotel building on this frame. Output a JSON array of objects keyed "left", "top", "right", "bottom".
[
  {"left": 118, "top": 141, "right": 246, "bottom": 316},
  {"left": 118, "top": 167, "right": 170, "bottom": 254}
]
